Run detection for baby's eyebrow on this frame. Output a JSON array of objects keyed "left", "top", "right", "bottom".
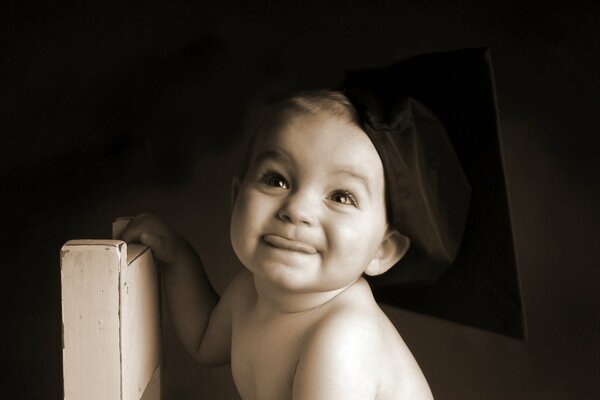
[
  {"left": 331, "top": 168, "right": 373, "bottom": 194},
  {"left": 253, "top": 149, "right": 292, "bottom": 166}
]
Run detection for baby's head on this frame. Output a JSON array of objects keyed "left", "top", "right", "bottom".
[
  {"left": 240, "top": 91, "right": 361, "bottom": 176},
  {"left": 229, "top": 90, "right": 410, "bottom": 294}
]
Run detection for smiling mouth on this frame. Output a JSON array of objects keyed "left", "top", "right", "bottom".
[{"left": 262, "top": 235, "right": 317, "bottom": 254}]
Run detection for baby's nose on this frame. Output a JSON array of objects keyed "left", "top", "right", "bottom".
[{"left": 277, "top": 191, "right": 317, "bottom": 225}]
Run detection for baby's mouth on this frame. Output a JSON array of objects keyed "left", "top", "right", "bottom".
[{"left": 262, "top": 235, "right": 317, "bottom": 254}]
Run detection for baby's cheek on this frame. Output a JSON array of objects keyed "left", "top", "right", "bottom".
[
  {"left": 232, "top": 192, "right": 259, "bottom": 228},
  {"left": 330, "top": 224, "right": 369, "bottom": 258},
  {"left": 231, "top": 202, "right": 254, "bottom": 255},
  {"left": 331, "top": 218, "right": 384, "bottom": 262}
]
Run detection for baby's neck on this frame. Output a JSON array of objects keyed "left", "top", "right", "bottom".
[{"left": 253, "top": 276, "right": 357, "bottom": 315}]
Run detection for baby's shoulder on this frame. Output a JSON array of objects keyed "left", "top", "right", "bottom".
[
  {"left": 303, "top": 285, "right": 389, "bottom": 365},
  {"left": 314, "top": 278, "right": 386, "bottom": 332},
  {"left": 220, "top": 268, "right": 256, "bottom": 314},
  {"left": 306, "top": 289, "right": 387, "bottom": 357},
  {"left": 295, "top": 282, "right": 433, "bottom": 399},
  {"left": 294, "top": 291, "right": 393, "bottom": 398}
]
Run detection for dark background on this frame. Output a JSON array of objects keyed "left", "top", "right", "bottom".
[{"left": 3, "top": 1, "right": 599, "bottom": 399}]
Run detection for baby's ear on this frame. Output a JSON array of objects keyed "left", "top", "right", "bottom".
[
  {"left": 231, "top": 176, "right": 242, "bottom": 208},
  {"left": 364, "top": 229, "right": 410, "bottom": 277}
]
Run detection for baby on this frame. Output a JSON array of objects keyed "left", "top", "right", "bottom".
[{"left": 122, "top": 91, "right": 435, "bottom": 399}]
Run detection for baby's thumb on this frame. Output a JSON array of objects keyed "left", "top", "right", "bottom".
[
  {"left": 140, "top": 232, "right": 161, "bottom": 251},
  {"left": 139, "top": 232, "right": 174, "bottom": 263}
]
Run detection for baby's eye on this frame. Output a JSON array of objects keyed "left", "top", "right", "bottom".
[
  {"left": 329, "top": 190, "right": 358, "bottom": 207},
  {"left": 260, "top": 172, "right": 289, "bottom": 189}
]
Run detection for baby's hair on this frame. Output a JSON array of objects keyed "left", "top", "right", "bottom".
[
  {"left": 240, "top": 90, "right": 360, "bottom": 177},
  {"left": 272, "top": 89, "right": 359, "bottom": 124}
]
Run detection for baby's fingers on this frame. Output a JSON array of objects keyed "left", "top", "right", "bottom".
[
  {"left": 119, "top": 214, "right": 155, "bottom": 243},
  {"left": 137, "top": 231, "right": 171, "bottom": 261},
  {"left": 119, "top": 214, "right": 180, "bottom": 263}
]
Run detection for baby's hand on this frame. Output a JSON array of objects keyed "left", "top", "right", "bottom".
[{"left": 120, "top": 214, "right": 190, "bottom": 265}]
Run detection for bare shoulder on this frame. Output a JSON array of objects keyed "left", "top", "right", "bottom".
[
  {"left": 196, "top": 269, "right": 255, "bottom": 366},
  {"left": 294, "top": 279, "right": 433, "bottom": 399},
  {"left": 305, "top": 278, "right": 394, "bottom": 347},
  {"left": 221, "top": 268, "right": 256, "bottom": 308},
  {"left": 228, "top": 268, "right": 254, "bottom": 292}
]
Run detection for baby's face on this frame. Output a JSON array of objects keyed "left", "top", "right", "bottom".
[{"left": 230, "top": 110, "right": 389, "bottom": 294}]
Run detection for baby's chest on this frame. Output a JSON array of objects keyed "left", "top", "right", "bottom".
[{"left": 231, "top": 318, "right": 306, "bottom": 400}]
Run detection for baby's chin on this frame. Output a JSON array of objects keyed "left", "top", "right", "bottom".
[{"left": 253, "top": 268, "right": 362, "bottom": 296}]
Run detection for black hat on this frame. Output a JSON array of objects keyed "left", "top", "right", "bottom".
[
  {"left": 343, "top": 48, "right": 525, "bottom": 338},
  {"left": 343, "top": 91, "right": 472, "bottom": 286}
]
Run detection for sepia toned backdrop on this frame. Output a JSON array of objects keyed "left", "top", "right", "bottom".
[{"left": 3, "top": 1, "right": 599, "bottom": 399}]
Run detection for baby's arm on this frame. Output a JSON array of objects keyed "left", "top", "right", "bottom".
[{"left": 121, "top": 214, "right": 231, "bottom": 365}]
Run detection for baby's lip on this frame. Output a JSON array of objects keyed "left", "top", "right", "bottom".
[{"left": 262, "top": 234, "right": 317, "bottom": 254}]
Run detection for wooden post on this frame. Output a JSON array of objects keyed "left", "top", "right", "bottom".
[{"left": 61, "top": 240, "right": 161, "bottom": 400}]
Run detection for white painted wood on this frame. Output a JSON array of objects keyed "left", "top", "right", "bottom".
[
  {"left": 61, "top": 238, "right": 161, "bottom": 400},
  {"left": 121, "top": 244, "right": 161, "bottom": 400},
  {"left": 61, "top": 240, "right": 125, "bottom": 400}
]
